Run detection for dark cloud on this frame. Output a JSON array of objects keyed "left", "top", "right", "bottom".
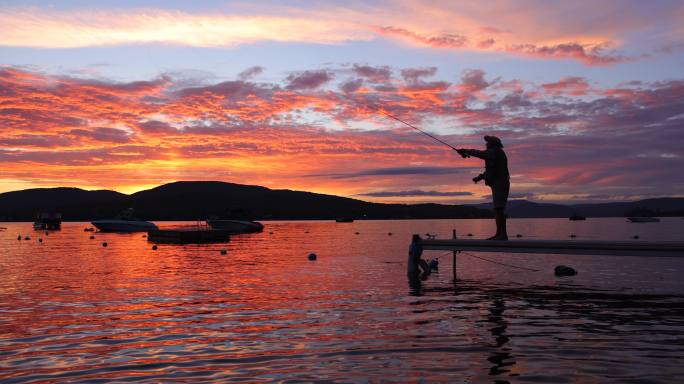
[
  {"left": 286, "top": 70, "right": 333, "bottom": 90},
  {"left": 238, "top": 65, "right": 265, "bottom": 80},
  {"left": 401, "top": 67, "right": 437, "bottom": 83},
  {"left": 137, "top": 120, "right": 177, "bottom": 133},
  {"left": 340, "top": 78, "right": 364, "bottom": 93},
  {"left": 316, "top": 166, "right": 466, "bottom": 179},
  {"left": 69, "top": 127, "right": 132, "bottom": 143},
  {"left": 358, "top": 189, "right": 473, "bottom": 197},
  {"left": 352, "top": 64, "right": 391, "bottom": 83},
  {"left": 460, "top": 69, "right": 491, "bottom": 92}
]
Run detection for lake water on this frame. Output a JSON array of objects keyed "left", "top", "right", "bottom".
[{"left": 1, "top": 218, "right": 683, "bottom": 383}]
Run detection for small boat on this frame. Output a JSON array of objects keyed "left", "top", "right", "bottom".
[
  {"left": 627, "top": 217, "right": 660, "bottom": 223},
  {"left": 92, "top": 208, "right": 158, "bottom": 232},
  {"left": 569, "top": 214, "right": 586, "bottom": 221},
  {"left": 206, "top": 219, "right": 263, "bottom": 234},
  {"left": 335, "top": 218, "right": 354, "bottom": 223},
  {"left": 33, "top": 212, "right": 62, "bottom": 230}
]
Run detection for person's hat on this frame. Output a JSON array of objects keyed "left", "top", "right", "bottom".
[{"left": 484, "top": 135, "right": 503, "bottom": 148}]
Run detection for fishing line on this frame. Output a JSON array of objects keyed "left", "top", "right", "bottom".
[
  {"left": 339, "top": 92, "right": 459, "bottom": 151},
  {"left": 459, "top": 251, "right": 540, "bottom": 272}
]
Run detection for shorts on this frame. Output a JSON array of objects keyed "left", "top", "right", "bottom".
[{"left": 490, "top": 179, "right": 510, "bottom": 209}]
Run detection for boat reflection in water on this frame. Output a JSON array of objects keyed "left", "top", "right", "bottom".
[{"left": 91, "top": 208, "right": 158, "bottom": 232}]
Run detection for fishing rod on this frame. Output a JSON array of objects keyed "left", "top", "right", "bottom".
[{"left": 340, "top": 93, "right": 460, "bottom": 152}]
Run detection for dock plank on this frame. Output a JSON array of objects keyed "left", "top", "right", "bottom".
[{"left": 418, "top": 238, "right": 684, "bottom": 257}]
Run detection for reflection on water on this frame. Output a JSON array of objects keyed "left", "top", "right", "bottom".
[{"left": 1, "top": 218, "right": 683, "bottom": 382}]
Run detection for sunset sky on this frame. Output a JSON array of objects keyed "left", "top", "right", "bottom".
[{"left": 1, "top": 0, "right": 683, "bottom": 204}]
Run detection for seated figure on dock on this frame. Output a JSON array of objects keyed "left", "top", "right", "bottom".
[{"left": 456, "top": 136, "right": 510, "bottom": 240}]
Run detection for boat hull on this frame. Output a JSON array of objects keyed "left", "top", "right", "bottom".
[
  {"left": 627, "top": 217, "right": 660, "bottom": 223},
  {"left": 206, "top": 220, "right": 263, "bottom": 234},
  {"left": 92, "top": 220, "right": 158, "bottom": 232}
]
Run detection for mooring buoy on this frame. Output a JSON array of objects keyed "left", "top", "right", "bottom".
[
  {"left": 220, "top": 249, "right": 227, "bottom": 255},
  {"left": 102, "top": 242, "right": 108, "bottom": 247},
  {"left": 152, "top": 245, "right": 158, "bottom": 250},
  {"left": 554, "top": 265, "right": 577, "bottom": 276},
  {"left": 89, "top": 235, "right": 95, "bottom": 240},
  {"left": 17, "top": 235, "right": 21, "bottom": 240},
  {"left": 632, "top": 235, "right": 639, "bottom": 239},
  {"left": 269, "top": 231, "right": 274, "bottom": 235},
  {"left": 387, "top": 232, "right": 392, "bottom": 236},
  {"left": 569, "top": 234, "right": 576, "bottom": 238},
  {"left": 24, "top": 236, "right": 30, "bottom": 240},
  {"left": 516, "top": 234, "right": 522, "bottom": 238},
  {"left": 45, "top": 232, "right": 49, "bottom": 236},
  {"left": 308, "top": 252, "right": 317, "bottom": 260},
  {"left": 467, "top": 233, "right": 473, "bottom": 237},
  {"left": 38, "top": 238, "right": 43, "bottom": 243},
  {"left": 142, "top": 235, "right": 147, "bottom": 238},
  {"left": 355, "top": 231, "right": 360, "bottom": 235}
]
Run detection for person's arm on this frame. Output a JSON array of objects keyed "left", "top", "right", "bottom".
[{"left": 456, "top": 148, "right": 493, "bottom": 160}]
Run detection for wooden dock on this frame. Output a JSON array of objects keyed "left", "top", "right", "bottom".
[
  {"left": 416, "top": 238, "right": 684, "bottom": 257},
  {"left": 407, "top": 234, "right": 684, "bottom": 279}
]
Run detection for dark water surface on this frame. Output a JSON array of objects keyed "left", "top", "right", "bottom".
[{"left": 1, "top": 218, "right": 683, "bottom": 383}]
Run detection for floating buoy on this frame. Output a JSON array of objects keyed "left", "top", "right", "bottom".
[
  {"left": 554, "top": 265, "right": 577, "bottom": 277},
  {"left": 89, "top": 235, "right": 95, "bottom": 239},
  {"left": 17, "top": 235, "right": 21, "bottom": 240},
  {"left": 24, "top": 236, "right": 30, "bottom": 240},
  {"left": 428, "top": 259, "right": 439, "bottom": 270},
  {"left": 220, "top": 249, "right": 227, "bottom": 255},
  {"left": 355, "top": 231, "right": 360, "bottom": 235},
  {"left": 632, "top": 235, "right": 639, "bottom": 239},
  {"left": 45, "top": 232, "right": 49, "bottom": 236},
  {"left": 467, "top": 233, "right": 473, "bottom": 237},
  {"left": 102, "top": 242, "right": 108, "bottom": 247},
  {"left": 142, "top": 235, "right": 147, "bottom": 238},
  {"left": 152, "top": 245, "right": 158, "bottom": 250},
  {"left": 38, "top": 238, "right": 43, "bottom": 243},
  {"left": 269, "top": 231, "right": 274, "bottom": 235},
  {"left": 387, "top": 232, "right": 392, "bottom": 236},
  {"left": 307, "top": 252, "right": 317, "bottom": 260},
  {"left": 305, "top": 231, "right": 309, "bottom": 234},
  {"left": 515, "top": 234, "right": 522, "bottom": 238},
  {"left": 569, "top": 234, "right": 576, "bottom": 238}
]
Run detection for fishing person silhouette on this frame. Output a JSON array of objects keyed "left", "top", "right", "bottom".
[{"left": 457, "top": 136, "right": 510, "bottom": 240}]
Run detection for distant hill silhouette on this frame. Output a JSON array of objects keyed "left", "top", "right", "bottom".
[
  {"left": 0, "top": 181, "right": 490, "bottom": 221},
  {"left": 471, "top": 198, "right": 684, "bottom": 218}
]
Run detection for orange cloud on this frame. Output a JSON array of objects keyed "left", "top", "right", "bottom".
[{"left": 1, "top": 66, "right": 683, "bottom": 202}]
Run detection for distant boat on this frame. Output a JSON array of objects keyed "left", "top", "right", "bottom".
[
  {"left": 627, "top": 217, "right": 660, "bottom": 223},
  {"left": 206, "top": 219, "right": 263, "bottom": 234},
  {"left": 569, "top": 214, "right": 586, "bottom": 221},
  {"left": 33, "top": 212, "right": 62, "bottom": 230},
  {"left": 335, "top": 218, "right": 354, "bottom": 223},
  {"left": 92, "top": 208, "right": 157, "bottom": 232}
]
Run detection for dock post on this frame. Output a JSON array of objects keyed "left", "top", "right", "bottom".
[
  {"left": 452, "top": 229, "right": 457, "bottom": 280},
  {"left": 408, "top": 234, "right": 423, "bottom": 278}
]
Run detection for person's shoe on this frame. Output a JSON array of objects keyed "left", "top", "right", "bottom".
[{"left": 486, "top": 235, "right": 499, "bottom": 240}]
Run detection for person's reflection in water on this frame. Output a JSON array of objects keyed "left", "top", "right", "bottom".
[{"left": 485, "top": 297, "right": 516, "bottom": 379}]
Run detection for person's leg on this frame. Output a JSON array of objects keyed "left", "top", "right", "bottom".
[{"left": 494, "top": 208, "right": 508, "bottom": 240}]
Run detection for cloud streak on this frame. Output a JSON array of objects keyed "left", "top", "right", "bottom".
[{"left": 2, "top": 2, "right": 680, "bottom": 65}]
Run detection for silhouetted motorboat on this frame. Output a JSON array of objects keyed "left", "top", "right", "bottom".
[
  {"left": 206, "top": 219, "right": 263, "bottom": 234},
  {"left": 92, "top": 208, "right": 158, "bottom": 232},
  {"left": 335, "top": 218, "right": 354, "bottom": 222},
  {"left": 627, "top": 217, "right": 660, "bottom": 223}
]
